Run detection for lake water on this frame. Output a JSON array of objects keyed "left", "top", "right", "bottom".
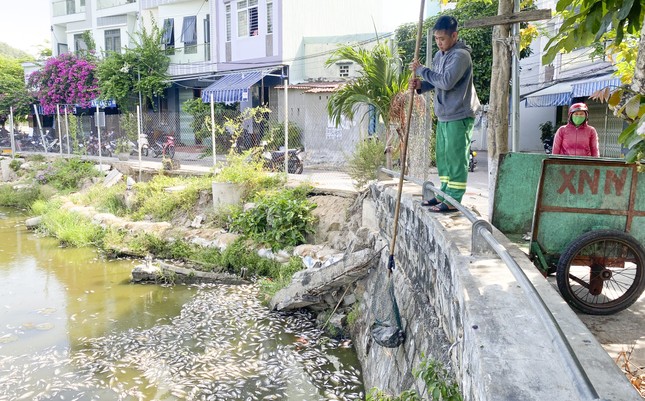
[{"left": 0, "top": 207, "right": 364, "bottom": 400}]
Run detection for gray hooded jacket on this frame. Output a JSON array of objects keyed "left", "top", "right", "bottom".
[{"left": 415, "top": 41, "right": 480, "bottom": 122}]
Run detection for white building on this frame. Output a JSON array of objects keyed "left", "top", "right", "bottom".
[
  {"left": 51, "top": 0, "right": 139, "bottom": 56},
  {"left": 48, "top": 0, "right": 439, "bottom": 148}
]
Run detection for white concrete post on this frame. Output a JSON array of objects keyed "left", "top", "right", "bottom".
[
  {"left": 56, "top": 104, "right": 63, "bottom": 155},
  {"left": 210, "top": 93, "right": 216, "bottom": 167},
  {"left": 284, "top": 77, "right": 289, "bottom": 173}
]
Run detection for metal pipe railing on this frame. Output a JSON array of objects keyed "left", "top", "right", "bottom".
[{"left": 379, "top": 167, "right": 606, "bottom": 401}]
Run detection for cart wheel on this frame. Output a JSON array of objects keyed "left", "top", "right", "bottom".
[{"left": 556, "top": 230, "right": 645, "bottom": 315}]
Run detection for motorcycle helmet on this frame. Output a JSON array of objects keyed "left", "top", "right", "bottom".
[
  {"left": 568, "top": 102, "right": 588, "bottom": 115},
  {"left": 568, "top": 102, "right": 588, "bottom": 125}
]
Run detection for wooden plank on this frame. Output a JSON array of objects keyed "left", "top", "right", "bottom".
[{"left": 463, "top": 9, "right": 552, "bottom": 29}]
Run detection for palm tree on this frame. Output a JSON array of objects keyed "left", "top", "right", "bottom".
[{"left": 326, "top": 40, "right": 412, "bottom": 169}]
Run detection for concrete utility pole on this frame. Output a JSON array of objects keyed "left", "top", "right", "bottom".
[{"left": 462, "top": 6, "right": 550, "bottom": 218}]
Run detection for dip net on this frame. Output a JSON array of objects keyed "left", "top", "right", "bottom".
[{"left": 370, "top": 255, "right": 405, "bottom": 348}]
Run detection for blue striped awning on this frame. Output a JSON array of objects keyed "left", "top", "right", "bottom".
[
  {"left": 523, "top": 81, "right": 573, "bottom": 107},
  {"left": 202, "top": 69, "right": 274, "bottom": 104},
  {"left": 571, "top": 75, "right": 621, "bottom": 98}
]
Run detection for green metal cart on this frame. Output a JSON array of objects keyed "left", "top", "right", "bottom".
[{"left": 492, "top": 153, "right": 645, "bottom": 315}]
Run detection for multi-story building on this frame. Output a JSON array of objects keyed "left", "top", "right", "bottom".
[
  {"left": 51, "top": 0, "right": 139, "bottom": 56},
  {"left": 48, "top": 0, "right": 435, "bottom": 148}
]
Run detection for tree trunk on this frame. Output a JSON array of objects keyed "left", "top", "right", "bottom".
[
  {"left": 486, "top": 0, "right": 513, "bottom": 219},
  {"left": 631, "top": 22, "right": 645, "bottom": 96}
]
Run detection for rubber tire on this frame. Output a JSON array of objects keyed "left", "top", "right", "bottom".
[
  {"left": 556, "top": 230, "right": 645, "bottom": 315},
  {"left": 166, "top": 145, "right": 175, "bottom": 159},
  {"left": 288, "top": 153, "right": 303, "bottom": 174},
  {"left": 142, "top": 147, "right": 149, "bottom": 157},
  {"left": 103, "top": 148, "right": 112, "bottom": 158}
]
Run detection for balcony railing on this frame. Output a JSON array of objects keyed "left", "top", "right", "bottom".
[
  {"left": 97, "top": 0, "right": 136, "bottom": 10},
  {"left": 52, "top": 0, "right": 86, "bottom": 17}
]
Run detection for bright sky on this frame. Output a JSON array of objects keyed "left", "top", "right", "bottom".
[{"left": 0, "top": 0, "right": 51, "bottom": 56}]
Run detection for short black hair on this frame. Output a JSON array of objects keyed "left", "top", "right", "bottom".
[{"left": 433, "top": 16, "right": 458, "bottom": 34}]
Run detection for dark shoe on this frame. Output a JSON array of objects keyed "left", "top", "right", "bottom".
[
  {"left": 421, "top": 198, "right": 440, "bottom": 207},
  {"left": 428, "top": 202, "right": 457, "bottom": 213}
]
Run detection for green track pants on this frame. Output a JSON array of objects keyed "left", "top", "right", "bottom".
[{"left": 435, "top": 117, "right": 475, "bottom": 204}]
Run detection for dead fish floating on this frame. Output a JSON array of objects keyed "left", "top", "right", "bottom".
[{"left": 0, "top": 283, "right": 364, "bottom": 400}]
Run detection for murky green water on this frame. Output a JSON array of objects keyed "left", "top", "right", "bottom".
[{"left": 0, "top": 207, "right": 364, "bottom": 400}]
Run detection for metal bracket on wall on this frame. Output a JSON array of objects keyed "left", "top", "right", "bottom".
[
  {"left": 472, "top": 219, "right": 495, "bottom": 256},
  {"left": 421, "top": 181, "right": 436, "bottom": 201}
]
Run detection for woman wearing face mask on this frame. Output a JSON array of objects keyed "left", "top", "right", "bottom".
[{"left": 552, "top": 102, "right": 600, "bottom": 157}]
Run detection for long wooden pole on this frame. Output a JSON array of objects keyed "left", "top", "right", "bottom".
[{"left": 388, "top": 0, "right": 426, "bottom": 262}]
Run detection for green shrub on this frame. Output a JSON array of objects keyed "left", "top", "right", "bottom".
[
  {"left": 9, "top": 159, "right": 21, "bottom": 172},
  {"left": 214, "top": 150, "right": 284, "bottom": 199},
  {"left": 230, "top": 186, "right": 317, "bottom": 250},
  {"left": 264, "top": 121, "right": 303, "bottom": 150},
  {"left": 41, "top": 157, "right": 100, "bottom": 191},
  {"left": 346, "top": 138, "right": 386, "bottom": 188},
  {"left": 0, "top": 184, "right": 43, "bottom": 209}
]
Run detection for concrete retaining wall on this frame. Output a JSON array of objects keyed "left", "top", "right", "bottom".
[{"left": 353, "top": 180, "right": 639, "bottom": 401}]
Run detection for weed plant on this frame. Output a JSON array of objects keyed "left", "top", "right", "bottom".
[
  {"left": 214, "top": 150, "right": 284, "bottom": 199},
  {"left": 346, "top": 138, "right": 386, "bottom": 188},
  {"left": 229, "top": 185, "right": 317, "bottom": 250},
  {"left": 367, "top": 357, "right": 462, "bottom": 401},
  {"left": 42, "top": 158, "right": 100, "bottom": 191}
]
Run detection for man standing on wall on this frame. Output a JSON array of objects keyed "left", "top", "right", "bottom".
[{"left": 410, "top": 15, "right": 480, "bottom": 212}]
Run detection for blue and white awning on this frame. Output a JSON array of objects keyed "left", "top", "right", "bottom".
[
  {"left": 201, "top": 68, "right": 277, "bottom": 104},
  {"left": 523, "top": 72, "right": 622, "bottom": 108},
  {"left": 523, "top": 81, "right": 573, "bottom": 107},
  {"left": 571, "top": 74, "right": 622, "bottom": 98}
]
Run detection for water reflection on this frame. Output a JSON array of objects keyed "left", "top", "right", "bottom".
[{"left": 0, "top": 208, "right": 364, "bottom": 400}]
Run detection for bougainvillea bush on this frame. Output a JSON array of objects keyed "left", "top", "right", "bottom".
[{"left": 28, "top": 53, "right": 99, "bottom": 114}]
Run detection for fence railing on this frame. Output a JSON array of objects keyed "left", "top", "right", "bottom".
[{"left": 5, "top": 101, "right": 436, "bottom": 180}]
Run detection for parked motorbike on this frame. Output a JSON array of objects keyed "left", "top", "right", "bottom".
[
  {"left": 469, "top": 140, "right": 477, "bottom": 172},
  {"left": 86, "top": 135, "right": 113, "bottom": 158},
  {"left": 151, "top": 134, "right": 175, "bottom": 159},
  {"left": 543, "top": 137, "right": 553, "bottom": 154},
  {"left": 262, "top": 148, "right": 304, "bottom": 174},
  {"left": 136, "top": 134, "right": 150, "bottom": 157}
]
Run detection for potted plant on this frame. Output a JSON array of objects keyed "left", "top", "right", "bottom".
[{"left": 539, "top": 120, "right": 555, "bottom": 154}]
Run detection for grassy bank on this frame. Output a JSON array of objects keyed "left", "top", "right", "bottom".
[{"left": 1, "top": 155, "right": 315, "bottom": 297}]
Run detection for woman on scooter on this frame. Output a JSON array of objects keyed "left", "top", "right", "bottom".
[{"left": 553, "top": 102, "right": 599, "bottom": 157}]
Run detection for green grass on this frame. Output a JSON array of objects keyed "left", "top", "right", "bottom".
[
  {"left": 39, "top": 207, "right": 105, "bottom": 247},
  {"left": 0, "top": 184, "right": 43, "bottom": 209},
  {"left": 76, "top": 183, "right": 128, "bottom": 216},
  {"left": 129, "top": 175, "right": 213, "bottom": 221}
]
